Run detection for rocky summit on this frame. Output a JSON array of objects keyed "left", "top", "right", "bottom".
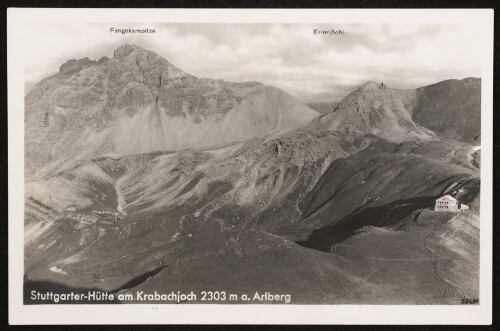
[
  {"left": 24, "top": 44, "right": 481, "bottom": 304},
  {"left": 311, "top": 79, "right": 481, "bottom": 144},
  {"left": 25, "top": 44, "right": 318, "bottom": 177}
]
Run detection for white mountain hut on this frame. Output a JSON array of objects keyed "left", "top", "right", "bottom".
[
  {"left": 435, "top": 195, "right": 458, "bottom": 212},
  {"left": 435, "top": 195, "right": 470, "bottom": 212}
]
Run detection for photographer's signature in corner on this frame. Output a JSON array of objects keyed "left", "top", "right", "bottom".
[
  {"left": 461, "top": 298, "right": 479, "bottom": 304},
  {"left": 313, "top": 29, "right": 347, "bottom": 36}
]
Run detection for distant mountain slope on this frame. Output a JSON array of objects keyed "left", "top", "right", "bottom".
[
  {"left": 412, "top": 78, "right": 481, "bottom": 145},
  {"left": 25, "top": 44, "right": 318, "bottom": 177},
  {"left": 311, "top": 79, "right": 481, "bottom": 144}
]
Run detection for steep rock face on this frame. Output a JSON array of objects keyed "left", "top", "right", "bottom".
[
  {"left": 25, "top": 44, "right": 318, "bottom": 177},
  {"left": 412, "top": 78, "right": 481, "bottom": 145}
]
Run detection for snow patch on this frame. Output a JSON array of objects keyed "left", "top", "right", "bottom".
[
  {"left": 49, "top": 266, "right": 67, "bottom": 275},
  {"left": 115, "top": 177, "right": 127, "bottom": 215}
]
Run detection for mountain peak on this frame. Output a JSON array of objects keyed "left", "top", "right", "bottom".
[
  {"left": 358, "top": 81, "right": 388, "bottom": 91},
  {"left": 25, "top": 44, "right": 319, "bottom": 176},
  {"left": 310, "top": 79, "right": 427, "bottom": 142},
  {"left": 110, "top": 43, "right": 189, "bottom": 78},
  {"left": 113, "top": 44, "right": 149, "bottom": 59}
]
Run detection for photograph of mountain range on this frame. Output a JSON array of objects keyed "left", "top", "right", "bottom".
[{"left": 23, "top": 23, "right": 481, "bottom": 305}]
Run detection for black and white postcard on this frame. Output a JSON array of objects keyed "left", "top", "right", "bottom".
[{"left": 7, "top": 8, "right": 494, "bottom": 325}]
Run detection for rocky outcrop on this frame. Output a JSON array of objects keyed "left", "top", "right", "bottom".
[{"left": 59, "top": 57, "right": 97, "bottom": 75}]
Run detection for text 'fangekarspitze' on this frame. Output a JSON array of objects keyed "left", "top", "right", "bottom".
[{"left": 110, "top": 27, "right": 156, "bottom": 34}]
